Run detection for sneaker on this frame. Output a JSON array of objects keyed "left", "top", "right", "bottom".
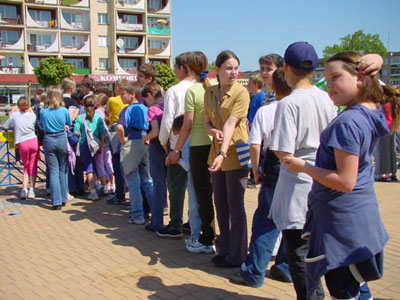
[
  {"left": 127, "top": 214, "right": 145, "bottom": 225},
  {"left": 163, "top": 206, "right": 169, "bottom": 216},
  {"left": 185, "top": 236, "right": 197, "bottom": 246},
  {"left": 103, "top": 188, "right": 110, "bottom": 196},
  {"left": 20, "top": 188, "right": 28, "bottom": 200},
  {"left": 269, "top": 265, "right": 292, "bottom": 283},
  {"left": 110, "top": 184, "right": 116, "bottom": 195},
  {"left": 89, "top": 191, "right": 99, "bottom": 201},
  {"left": 27, "top": 188, "right": 35, "bottom": 199},
  {"left": 182, "top": 222, "right": 191, "bottom": 234},
  {"left": 107, "top": 197, "right": 123, "bottom": 205},
  {"left": 68, "top": 193, "right": 75, "bottom": 201},
  {"left": 156, "top": 225, "right": 183, "bottom": 239},
  {"left": 121, "top": 201, "right": 131, "bottom": 207},
  {"left": 247, "top": 183, "right": 261, "bottom": 189},
  {"left": 186, "top": 239, "right": 216, "bottom": 254}
]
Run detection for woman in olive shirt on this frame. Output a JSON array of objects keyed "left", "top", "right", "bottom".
[{"left": 204, "top": 50, "right": 250, "bottom": 267}]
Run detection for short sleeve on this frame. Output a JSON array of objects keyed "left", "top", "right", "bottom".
[
  {"left": 249, "top": 109, "right": 263, "bottom": 145},
  {"left": 327, "top": 123, "right": 361, "bottom": 156},
  {"left": 230, "top": 89, "right": 250, "bottom": 119},
  {"left": 117, "top": 108, "right": 126, "bottom": 127},
  {"left": 270, "top": 100, "right": 297, "bottom": 153},
  {"left": 74, "top": 115, "right": 82, "bottom": 134},
  {"left": 185, "top": 89, "right": 195, "bottom": 113},
  {"left": 97, "top": 116, "right": 106, "bottom": 135},
  {"left": 147, "top": 106, "right": 158, "bottom": 122}
]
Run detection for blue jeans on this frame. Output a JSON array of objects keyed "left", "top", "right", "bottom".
[
  {"left": 123, "top": 143, "right": 153, "bottom": 219},
  {"left": 68, "top": 155, "right": 85, "bottom": 193},
  {"left": 240, "top": 175, "right": 291, "bottom": 287},
  {"left": 149, "top": 139, "right": 167, "bottom": 230},
  {"left": 43, "top": 133, "right": 68, "bottom": 206},
  {"left": 187, "top": 170, "right": 201, "bottom": 240}
]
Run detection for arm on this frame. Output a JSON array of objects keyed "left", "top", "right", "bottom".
[
  {"left": 282, "top": 148, "right": 358, "bottom": 193},
  {"left": 250, "top": 144, "right": 263, "bottom": 184},
  {"left": 208, "top": 115, "right": 239, "bottom": 172},
  {"left": 204, "top": 112, "right": 223, "bottom": 144},
  {"left": 168, "top": 111, "right": 193, "bottom": 164},
  {"left": 142, "top": 120, "right": 160, "bottom": 145},
  {"left": 159, "top": 89, "right": 175, "bottom": 148},
  {"left": 116, "top": 124, "right": 128, "bottom": 145}
]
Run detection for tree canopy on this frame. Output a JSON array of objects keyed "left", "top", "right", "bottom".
[
  {"left": 154, "top": 63, "right": 177, "bottom": 91},
  {"left": 323, "top": 30, "right": 387, "bottom": 58},
  {"left": 34, "top": 57, "right": 74, "bottom": 87}
]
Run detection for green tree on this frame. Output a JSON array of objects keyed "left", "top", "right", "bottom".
[
  {"left": 154, "top": 63, "right": 177, "bottom": 91},
  {"left": 323, "top": 30, "right": 387, "bottom": 58},
  {"left": 208, "top": 61, "right": 216, "bottom": 70},
  {"left": 34, "top": 57, "right": 74, "bottom": 87}
]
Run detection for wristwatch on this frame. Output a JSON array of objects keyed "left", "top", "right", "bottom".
[
  {"left": 217, "top": 151, "right": 228, "bottom": 160},
  {"left": 173, "top": 149, "right": 180, "bottom": 154}
]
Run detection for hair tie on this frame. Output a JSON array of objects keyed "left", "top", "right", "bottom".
[{"left": 199, "top": 70, "right": 209, "bottom": 82}]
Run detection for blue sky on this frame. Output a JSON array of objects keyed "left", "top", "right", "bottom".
[{"left": 172, "top": 0, "right": 400, "bottom": 71}]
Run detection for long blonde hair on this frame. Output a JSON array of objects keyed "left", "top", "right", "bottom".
[
  {"left": 327, "top": 51, "right": 400, "bottom": 128},
  {"left": 47, "top": 87, "right": 64, "bottom": 109}
]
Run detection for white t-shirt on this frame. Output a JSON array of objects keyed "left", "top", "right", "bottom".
[
  {"left": 249, "top": 101, "right": 278, "bottom": 151},
  {"left": 269, "top": 86, "right": 336, "bottom": 231},
  {"left": 159, "top": 80, "right": 195, "bottom": 149},
  {"left": 3, "top": 111, "right": 37, "bottom": 145}
]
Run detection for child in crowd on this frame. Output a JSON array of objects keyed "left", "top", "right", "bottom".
[
  {"left": 74, "top": 95, "right": 106, "bottom": 201},
  {"left": 283, "top": 51, "right": 391, "bottom": 299},
  {"left": 234, "top": 67, "right": 293, "bottom": 288},
  {"left": 247, "top": 74, "right": 266, "bottom": 128},
  {"left": 94, "top": 93, "right": 115, "bottom": 195},
  {"left": 141, "top": 83, "right": 166, "bottom": 232},
  {"left": 116, "top": 81, "right": 153, "bottom": 225},
  {"left": 2, "top": 97, "right": 39, "bottom": 199}
]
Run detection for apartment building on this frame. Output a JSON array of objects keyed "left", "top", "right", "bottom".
[
  {"left": 0, "top": 0, "right": 172, "bottom": 78},
  {"left": 382, "top": 51, "right": 400, "bottom": 86}
]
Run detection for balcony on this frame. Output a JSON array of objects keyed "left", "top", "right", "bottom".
[
  {"left": 148, "top": 38, "right": 170, "bottom": 56},
  {"left": 25, "top": 0, "right": 57, "bottom": 5},
  {"left": 147, "top": 0, "right": 170, "bottom": 14},
  {"left": 147, "top": 17, "right": 170, "bottom": 35},
  {"left": 115, "top": 0, "right": 144, "bottom": 10},
  {"left": 61, "top": 39, "right": 90, "bottom": 54},
  {"left": 27, "top": 33, "right": 59, "bottom": 53},
  {"left": 116, "top": 36, "right": 144, "bottom": 54},
  {"left": 60, "top": 0, "right": 89, "bottom": 8},
  {"left": 116, "top": 17, "right": 143, "bottom": 32},
  {"left": 26, "top": 9, "right": 57, "bottom": 28},
  {"left": 0, "top": 32, "right": 24, "bottom": 51},
  {"left": 60, "top": 11, "right": 90, "bottom": 31},
  {"left": 0, "top": 66, "right": 24, "bottom": 74}
]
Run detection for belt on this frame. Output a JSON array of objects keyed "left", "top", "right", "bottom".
[{"left": 45, "top": 130, "right": 64, "bottom": 135}]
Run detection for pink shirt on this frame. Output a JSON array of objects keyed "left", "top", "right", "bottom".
[{"left": 147, "top": 104, "right": 164, "bottom": 127}]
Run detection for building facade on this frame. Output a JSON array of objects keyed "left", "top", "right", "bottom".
[
  {"left": 0, "top": 0, "right": 172, "bottom": 77},
  {"left": 382, "top": 51, "right": 400, "bottom": 86}
]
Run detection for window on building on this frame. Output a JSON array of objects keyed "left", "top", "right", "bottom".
[
  {"left": 125, "top": 0, "right": 139, "bottom": 4},
  {"left": 120, "top": 36, "right": 138, "bottom": 49},
  {"left": 98, "top": 36, "right": 109, "bottom": 47},
  {"left": 63, "top": 12, "right": 83, "bottom": 25},
  {"left": 30, "top": 34, "right": 52, "bottom": 45},
  {"left": 30, "top": 57, "right": 46, "bottom": 68},
  {"left": 29, "top": 10, "right": 51, "bottom": 22},
  {"left": 99, "top": 58, "right": 109, "bottom": 70},
  {"left": 97, "top": 0, "right": 108, "bottom": 2},
  {"left": 1, "top": 56, "right": 18, "bottom": 67},
  {"left": 123, "top": 14, "right": 138, "bottom": 24},
  {"left": 119, "top": 58, "right": 138, "bottom": 69},
  {"left": 150, "top": 60, "right": 164, "bottom": 65},
  {"left": 148, "top": 0, "right": 162, "bottom": 9},
  {"left": 62, "top": 35, "right": 84, "bottom": 47},
  {"left": 65, "top": 58, "right": 84, "bottom": 69},
  {"left": 391, "top": 57, "right": 400, "bottom": 65},
  {"left": 98, "top": 13, "right": 108, "bottom": 24},
  {"left": 1, "top": 31, "right": 18, "bottom": 44},
  {"left": 0, "top": 5, "right": 17, "bottom": 19},
  {"left": 148, "top": 40, "right": 166, "bottom": 49}
]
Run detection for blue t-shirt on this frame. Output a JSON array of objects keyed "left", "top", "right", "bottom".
[
  {"left": 74, "top": 113, "right": 106, "bottom": 144},
  {"left": 248, "top": 91, "right": 266, "bottom": 124},
  {"left": 305, "top": 104, "right": 389, "bottom": 296},
  {"left": 40, "top": 107, "right": 72, "bottom": 133},
  {"left": 117, "top": 103, "right": 149, "bottom": 140}
]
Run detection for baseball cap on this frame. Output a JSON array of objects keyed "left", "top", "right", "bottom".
[{"left": 283, "top": 42, "right": 318, "bottom": 72}]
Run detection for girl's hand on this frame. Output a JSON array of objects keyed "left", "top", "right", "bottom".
[
  {"left": 165, "top": 156, "right": 171, "bottom": 166},
  {"left": 254, "top": 170, "right": 264, "bottom": 184},
  {"left": 141, "top": 138, "right": 149, "bottom": 146},
  {"left": 282, "top": 156, "right": 306, "bottom": 173},
  {"left": 168, "top": 150, "right": 180, "bottom": 164},
  {"left": 65, "top": 125, "right": 70, "bottom": 131},
  {"left": 208, "top": 155, "right": 224, "bottom": 172},
  {"left": 358, "top": 54, "right": 383, "bottom": 76},
  {"left": 211, "top": 129, "right": 223, "bottom": 144}
]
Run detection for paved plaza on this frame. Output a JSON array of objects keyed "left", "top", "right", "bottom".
[{"left": 0, "top": 172, "right": 399, "bottom": 300}]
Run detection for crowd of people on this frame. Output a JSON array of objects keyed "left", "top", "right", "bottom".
[{"left": 1, "top": 41, "right": 400, "bottom": 300}]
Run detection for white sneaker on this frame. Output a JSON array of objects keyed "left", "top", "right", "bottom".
[
  {"left": 20, "top": 188, "right": 28, "bottom": 200},
  {"left": 127, "top": 214, "right": 145, "bottom": 225},
  {"left": 28, "top": 188, "right": 35, "bottom": 199},
  {"left": 89, "top": 190, "right": 99, "bottom": 201},
  {"left": 185, "top": 237, "right": 197, "bottom": 246},
  {"left": 110, "top": 184, "right": 116, "bottom": 195},
  {"left": 186, "top": 239, "right": 216, "bottom": 254},
  {"left": 68, "top": 193, "right": 75, "bottom": 201}
]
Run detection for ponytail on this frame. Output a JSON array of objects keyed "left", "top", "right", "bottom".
[
  {"left": 83, "top": 95, "right": 95, "bottom": 122},
  {"left": 382, "top": 85, "right": 400, "bottom": 129}
]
